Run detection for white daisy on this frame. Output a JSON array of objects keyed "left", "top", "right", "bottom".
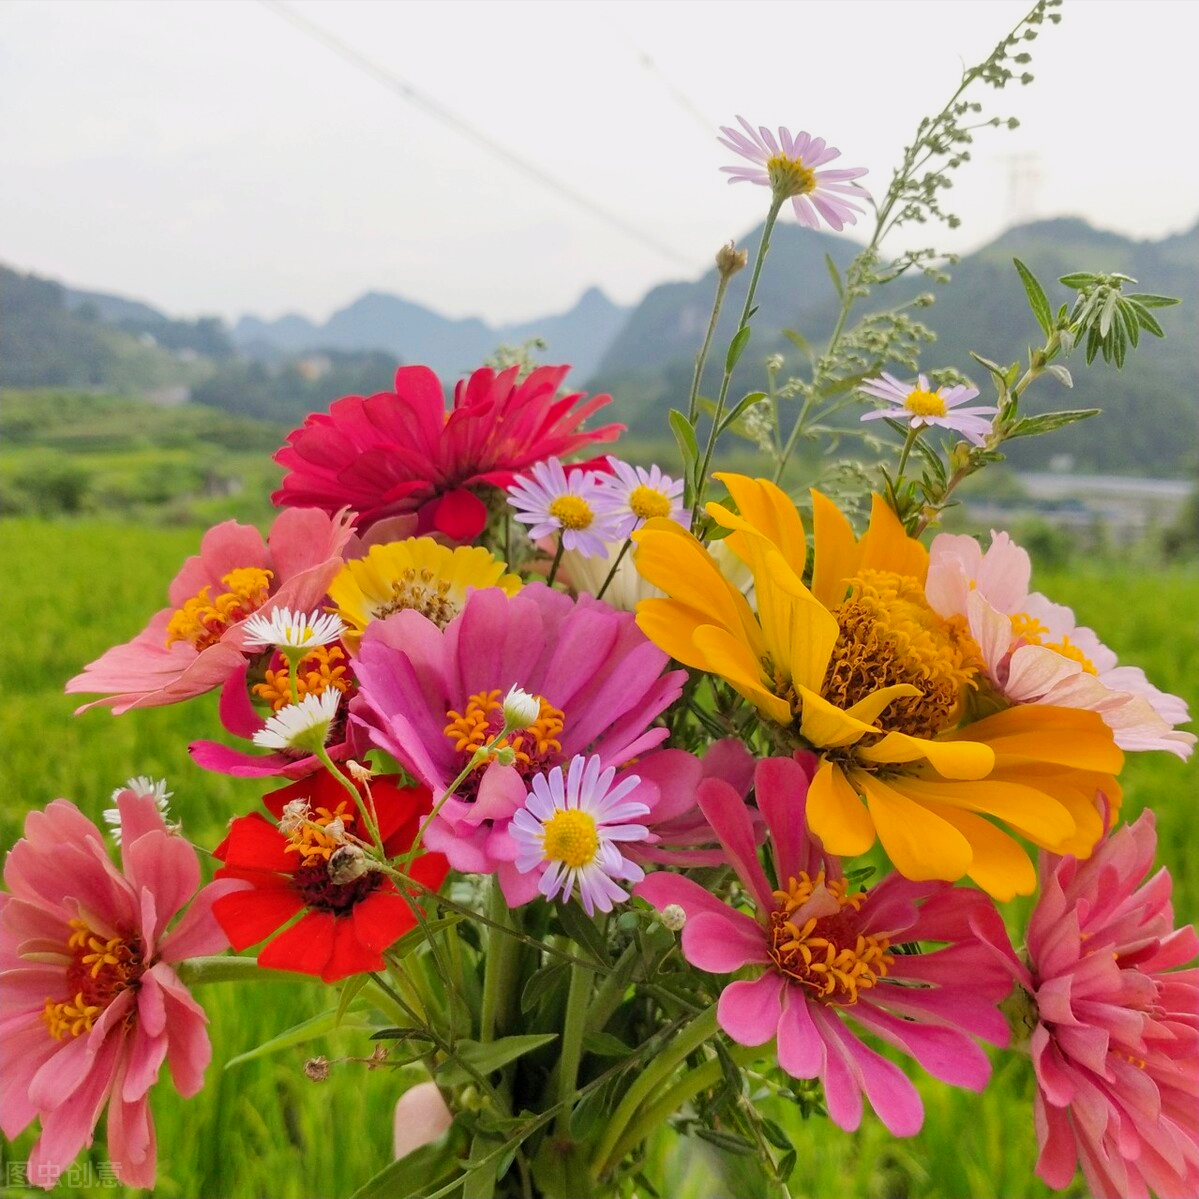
[
  {"left": 242, "top": 606, "right": 345, "bottom": 651},
  {"left": 103, "top": 776, "right": 174, "bottom": 844},
  {"left": 252, "top": 689, "right": 341, "bottom": 752},
  {"left": 595, "top": 457, "right": 686, "bottom": 539}
]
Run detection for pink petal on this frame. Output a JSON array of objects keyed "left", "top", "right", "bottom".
[{"left": 717, "top": 973, "right": 784, "bottom": 1046}]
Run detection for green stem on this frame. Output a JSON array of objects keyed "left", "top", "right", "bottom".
[
  {"left": 478, "top": 880, "right": 522, "bottom": 1042},
  {"left": 593, "top": 539, "right": 631, "bottom": 603},
  {"left": 693, "top": 195, "right": 785, "bottom": 524},
  {"left": 895, "top": 423, "right": 919, "bottom": 483},
  {"left": 546, "top": 536, "right": 566, "bottom": 587},
  {"left": 555, "top": 959, "right": 595, "bottom": 1138},
  {"left": 589, "top": 1005, "right": 718, "bottom": 1179},
  {"left": 175, "top": 954, "right": 262, "bottom": 986},
  {"left": 686, "top": 270, "right": 734, "bottom": 428}
]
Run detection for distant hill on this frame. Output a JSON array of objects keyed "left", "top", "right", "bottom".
[{"left": 233, "top": 285, "right": 630, "bottom": 384}]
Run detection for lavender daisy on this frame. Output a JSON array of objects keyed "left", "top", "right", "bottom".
[
  {"left": 859, "top": 371, "right": 999, "bottom": 446},
  {"left": 507, "top": 458, "right": 621, "bottom": 557},
  {"left": 510, "top": 755, "right": 651, "bottom": 916},
  {"left": 595, "top": 457, "right": 686, "bottom": 539},
  {"left": 718, "top": 117, "right": 869, "bottom": 230}
]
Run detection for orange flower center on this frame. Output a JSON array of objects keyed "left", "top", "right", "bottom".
[
  {"left": 443, "top": 689, "right": 565, "bottom": 777},
  {"left": 42, "top": 919, "right": 144, "bottom": 1040},
  {"left": 767, "top": 872, "right": 892, "bottom": 1005},
  {"left": 166, "top": 567, "right": 273, "bottom": 651},
  {"left": 253, "top": 644, "right": 353, "bottom": 712},
  {"left": 1010, "top": 612, "right": 1097, "bottom": 674},
  {"left": 284, "top": 802, "right": 355, "bottom": 867},
  {"left": 547, "top": 495, "right": 594, "bottom": 531},
  {"left": 628, "top": 485, "right": 672, "bottom": 521}
]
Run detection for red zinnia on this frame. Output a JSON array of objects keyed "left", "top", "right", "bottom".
[
  {"left": 271, "top": 363, "right": 623, "bottom": 542},
  {"left": 212, "top": 769, "right": 449, "bottom": 982}
]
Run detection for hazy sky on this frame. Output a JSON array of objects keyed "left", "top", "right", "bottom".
[{"left": 3, "top": 0, "right": 1197, "bottom": 326}]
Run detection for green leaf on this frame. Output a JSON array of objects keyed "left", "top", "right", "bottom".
[
  {"left": 725, "top": 326, "right": 751, "bottom": 374},
  {"left": 369, "top": 1027, "right": 436, "bottom": 1042},
  {"left": 1099, "top": 289, "right": 1119, "bottom": 338},
  {"left": 1059, "top": 271, "right": 1100, "bottom": 289},
  {"left": 776, "top": 1148, "right": 798, "bottom": 1182},
  {"left": 969, "top": 352, "right": 1008, "bottom": 381},
  {"left": 1013, "top": 257, "right": 1052, "bottom": 336},
  {"left": 351, "top": 1126, "right": 466, "bottom": 1199},
  {"left": 435, "top": 1034, "right": 558, "bottom": 1087},
  {"left": 718, "top": 390, "right": 768, "bottom": 436},
  {"left": 582, "top": 1031, "right": 633, "bottom": 1057},
  {"left": 388, "top": 915, "right": 464, "bottom": 963},
  {"left": 1117, "top": 299, "right": 1141, "bottom": 349},
  {"left": 223, "top": 1006, "right": 374, "bottom": 1069},
  {"left": 694, "top": 1128, "right": 756, "bottom": 1155},
  {"left": 1005, "top": 408, "right": 1100, "bottom": 440},
  {"left": 825, "top": 253, "right": 844, "bottom": 300},
  {"left": 555, "top": 902, "right": 611, "bottom": 966},
  {"left": 1124, "top": 292, "right": 1180, "bottom": 309},
  {"left": 1127, "top": 300, "right": 1166, "bottom": 338},
  {"left": 520, "top": 962, "right": 569, "bottom": 1019},
  {"left": 667, "top": 408, "right": 699, "bottom": 483},
  {"left": 335, "top": 973, "right": 371, "bottom": 1028}
]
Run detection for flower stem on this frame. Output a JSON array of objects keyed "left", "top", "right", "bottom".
[
  {"left": 546, "top": 536, "right": 566, "bottom": 587},
  {"left": 686, "top": 271, "right": 734, "bottom": 429},
  {"left": 593, "top": 539, "right": 632, "bottom": 603},
  {"left": 554, "top": 958, "right": 595, "bottom": 1139},
  {"left": 478, "top": 879, "right": 522, "bottom": 1042}
]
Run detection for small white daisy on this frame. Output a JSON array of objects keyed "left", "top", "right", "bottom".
[
  {"left": 510, "top": 755, "right": 651, "bottom": 916},
  {"left": 103, "top": 776, "right": 174, "bottom": 843},
  {"left": 502, "top": 685, "right": 541, "bottom": 731},
  {"left": 252, "top": 689, "right": 341, "bottom": 752},
  {"left": 242, "top": 606, "right": 345, "bottom": 651},
  {"left": 507, "top": 458, "right": 623, "bottom": 558},
  {"left": 595, "top": 457, "right": 686, "bottom": 539}
]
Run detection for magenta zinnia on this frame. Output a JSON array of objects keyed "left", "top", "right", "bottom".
[
  {"left": 637, "top": 754, "right": 1014, "bottom": 1136},
  {"left": 272, "top": 363, "right": 623, "bottom": 542}
]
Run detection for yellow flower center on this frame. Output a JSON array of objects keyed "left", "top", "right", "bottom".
[
  {"left": 42, "top": 919, "right": 144, "bottom": 1041},
  {"left": 824, "top": 569, "right": 982, "bottom": 740},
  {"left": 253, "top": 644, "right": 352, "bottom": 712},
  {"left": 373, "top": 567, "right": 457, "bottom": 627},
  {"left": 904, "top": 388, "right": 948, "bottom": 418},
  {"left": 1010, "top": 613, "right": 1097, "bottom": 673},
  {"left": 541, "top": 809, "right": 600, "bottom": 868},
  {"left": 548, "top": 494, "right": 595, "bottom": 531},
  {"left": 765, "top": 153, "right": 817, "bottom": 199},
  {"left": 284, "top": 802, "right": 355, "bottom": 866},
  {"left": 767, "top": 872, "right": 892, "bottom": 1005},
  {"left": 629, "top": 485, "right": 673, "bottom": 521},
  {"left": 443, "top": 690, "right": 565, "bottom": 771},
  {"left": 166, "top": 567, "right": 273, "bottom": 651}
]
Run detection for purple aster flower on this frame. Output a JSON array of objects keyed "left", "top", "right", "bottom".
[
  {"left": 511, "top": 755, "right": 651, "bottom": 915},
  {"left": 507, "top": 457, "right": 623, "bottom": 557},
  {"left": 718, "top": 116, "right": 869, "bottom": 231},
  {"left": 859, "top": 372, "right": 999, "bottom": 446},
  {"left": 595, "top": 457, "right": 686, "bottom": 540}
]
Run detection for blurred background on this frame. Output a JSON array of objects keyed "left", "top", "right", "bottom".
[{"left": 1, "top": 2, "right": 1195, "bottom": 1196}]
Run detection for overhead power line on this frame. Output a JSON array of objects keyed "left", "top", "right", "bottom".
[{"left": 258, "top": 0, "right": 694, "bottom": 268}]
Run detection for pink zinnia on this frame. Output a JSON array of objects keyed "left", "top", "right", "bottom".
[
  {"left": 349, "top": 584, "right": 687, "bottom": 903},
  {"left": 272, "top": 364, "right": 623, "bottom": 542},
  {"left": 859, "top": 371, "right": 999, "bottom": 446},
  {"left": 637, "top": 754, "right": 1014, "bottom": 1136},
  {"left": 718, "top": 117, "right": 869, "bottom": 231},
  {"left": 65, "top": 507, "right": 356, "bottom": 715},
  {"left": 926, "top": 531, "right": 1195, "bottom": 758},
  {"left": 1009, "top": 811, "right": 1199, "bottom": 1199},
  {"left": 0, "top": 783, "right": 240, "bottom": 1190}
]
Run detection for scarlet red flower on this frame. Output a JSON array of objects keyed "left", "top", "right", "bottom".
[
  {"left": 272, "top": 363, "right": 623, "bottom": 541},
  {"left": 211, "top": 770, "right": 448, "bottom": 982}
]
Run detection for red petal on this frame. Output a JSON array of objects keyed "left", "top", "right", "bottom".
[
  {"left": 257, "top": 911, "right": 336, "bottom": 977},
  {"left": 431, "top": 489, "right": 488, "bottom": 542},
  {"left": 217, "top": 813, "right": 293, "bottom": 872},
  {"left": 352, "top": 890, "right": 419, "bottom": 953},
  {"left": 212, "top": 884, "right": 304, "bottom": 950},
  {"left": 322, "top": 919, "right": 385, "bottom": 982}
]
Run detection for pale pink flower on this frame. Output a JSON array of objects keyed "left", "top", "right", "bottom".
[
  {"left": 859, "top": 372, "right": 998, "bottom": 446},
  {"left": 927, "top": 531, "right": 1195, "bottom": 758},
  {"left": 393, "top": 1082, "right": 453, "bottom": 1160},
  {"left": 507, "top": 458, "right": 624, "bottom": 557},
  {"left": 636, "top": 754, "right": 1013, "bottom": 1136},
  {"left": 594, "top": 457, "right": 686, "bottom": 540},
  {"left": 0, "top": 784, "right": 241, "bottom": 1190},
  {"left": 65, "top": 508, "right": 356, "bottom": 715},
  {"left": 1013, "top": 812, "right": 1199, "bottom": 1199},
  {"left": 718, "top": 117, "right": 869, "bottom": 230}
]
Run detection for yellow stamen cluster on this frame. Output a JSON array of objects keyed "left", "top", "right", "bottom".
[
  {"left": 767, "top": 872, "right": 892, "bottom": 1005},
  {"left": 252, "top": 644, "right": 352, "bottom": 712},
  {"left": 765, "top": 153, "right": 817, "bottom": 200},
  {"left": 824, "top": 568, "right": 982, "bottom": 739},
  {"left": 903, "top": 387, "right": 948, "bottom": 418},
  {"left": 42, "top": 919, "right": 143, "bottom": 1041},
  {"left": 443, "top": 690, "right": 565, "bottom": 768},
  {"left": 372, "top": 567, "right": 457, "bottom": 628},
  {"left": 166, "top": 567, "right": 273, "bottom": 651},
  {"left": 541, "top": 809, "right": 600, "bottom": 868},
  {"left": 1010, "top": 613, "right": 1098, "bottom": 674},
  {"left": 628, "top": 485, "right": 672, "bottom": 521},
  {"left": 548, "top": 495, "right": 595, "bottom": 531},
  {"left": 284, "top": 802, "right": 355, "bottom": 866}
]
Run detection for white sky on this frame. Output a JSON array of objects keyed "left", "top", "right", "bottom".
[{"left": 2, "top": 0, "right": 1197, "bottom": 326}]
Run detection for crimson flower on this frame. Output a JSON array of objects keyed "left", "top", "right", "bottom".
[
  {"left": 272, "top": 364, "right": 623, "bottom": 541},
  {"left": 211, "top": 770, "right": 449, "bottom": 982}
]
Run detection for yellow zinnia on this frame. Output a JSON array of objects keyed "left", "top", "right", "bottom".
[
  {"left": 633, "top": 473, "right": 1121, "bottom": 900},
  {"left": 329, "top": 537, "right": 522, "bottom": 652}
]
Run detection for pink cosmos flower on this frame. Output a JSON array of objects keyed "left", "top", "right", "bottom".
[
  {"left": 718, "top": 117, "right": 869, "bottom": 230},
  {"left": 637, "top": 754, "right": 1014, "bottom": 1136},
  {"left": 859, "top": 372, "right": 999, "bottom": 446},
  {"left": 65, "top": 507, "right": 356, "bottom": 715},
  {"left": 926, "top": 531, "right": 1195, "bottom": 758},
  {"left": 0, "top": 783, "right": 241, "bottom": 1190},
  {"left": 1007, "top": 812, "right": 1199, "bottom": 1199},
  {"left": 349, "top": 584, "right": 689, "bottom": 903},
  {"left": 507, "top": 458, "right": 625, "bottom": 557},
  {"left": 272, "top": 364, "right": 623, "bottom": 542}
]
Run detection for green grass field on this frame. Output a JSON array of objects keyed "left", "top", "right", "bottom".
[{"left": 1, "top": 516, "right": 1195, "bottom": 1199}]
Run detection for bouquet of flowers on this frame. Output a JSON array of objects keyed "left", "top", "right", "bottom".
[{"left": 3, "top": 3, "right": 1195, "bottom": 1196}]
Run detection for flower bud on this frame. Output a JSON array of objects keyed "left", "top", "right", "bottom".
[
  {"left": 493, "top": 745, "right": 518, "bottom": 767},
  {"left": 715, "top": 241, "right": 748, "bottom": 279},
  {"left": 304, "top": 1056, "right": 330, "bottom": 1082},
  {"left": 328, "top": 843, "right": 370, "bottom": 884},
  {"left": 660, "top": 903, "right": 687, "bottom": 932},
  {"left": 502, "top": 685, "right": 541, "bottom": 730}
]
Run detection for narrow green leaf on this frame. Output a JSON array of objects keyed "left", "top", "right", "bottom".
[
  {"left": 224, "top": 1006, "right": 373, "bottom": 1069},
  {"left": 1124, "top": 292, "right": 1180, "bottom": 309},
  {"left": 1005, "top": 408, "right": 1100, "bottom": 440},
  {"left": 351, "top": 1126, "right": 466, "bottom": 1199},
  {"left": 582, "top": 1031, "right": 633, "bottom": 1057},
  {"left": 1013, "top": 257, "right": 1052, "bottom": 336},
  {"left": 667, "top": 408, "right": 699, "bottom": 482},
  {"left": 1127, "top": 301, "right": 1166, "bottom": 338},
  {"left": 718, "top": 391, "right": 768, "bottom": 435},
  {"left": 825, "top": 253, "right": 844, "bottom": 300},
  {"left": 336, "top": 973, "right": 371, "bottom": 1027},
  {"left": 435, "top": 1034, "right": 558, "bottom": 1087},
  {"left": 1059, "top": 271, "right": 1100, "bottom": 289},
  {"left": 725, "top": 326, "right": 752, "bottom": 373},
  {"left": 1099, "top": 289, "right": 1118, "bottom": 338},
  {"left": 555, "top": 902, "right": 611, "bottom": 966},
  {"left": 1117, "top": 299, "right": 1141, "bottom": 348},
  {"left": 388, "top": 915, "right": 464, "bottom": 963},
  {"left": 694, "top": 1128, "right": 756, "bottom": 1155}
]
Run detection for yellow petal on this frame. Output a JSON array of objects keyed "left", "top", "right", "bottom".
[
  {"left": 910, "top": 799, "right": 1037, "bottom": 900},
  {"left": 858, "top": 493, "right": 929, "bottom": 584},
  {"left": 955, "top": 705, "right": 1124, "bottom": 774},
  {"left": 989, "top": 763, "right": 1116, "bottom": 858},
  {"left": 854, "top": 732, "right": 995, "bottom": 779},
  {"left": 635, "top": 600, "right": 722, "bottom": 672},
  {"left": 810, "top": 489, "right": 859, "bottom": 609},
  {"left": 796, "top": 685, "right": 877, "bottom": 749},
  {"left": 691, "top": 625, "right": 793, "bottom": 726},
  {"left": 863, "top": 774, "right": 974, "bottom": 883},
  {"left": 711, "top": 473, "right": 807, "bottom": 574},
  {"left": 842, "top": 684, "right": 922, "bottom": 729},
  {"left": 806, "top": 760, "right": 876, "bottom": 856}
]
